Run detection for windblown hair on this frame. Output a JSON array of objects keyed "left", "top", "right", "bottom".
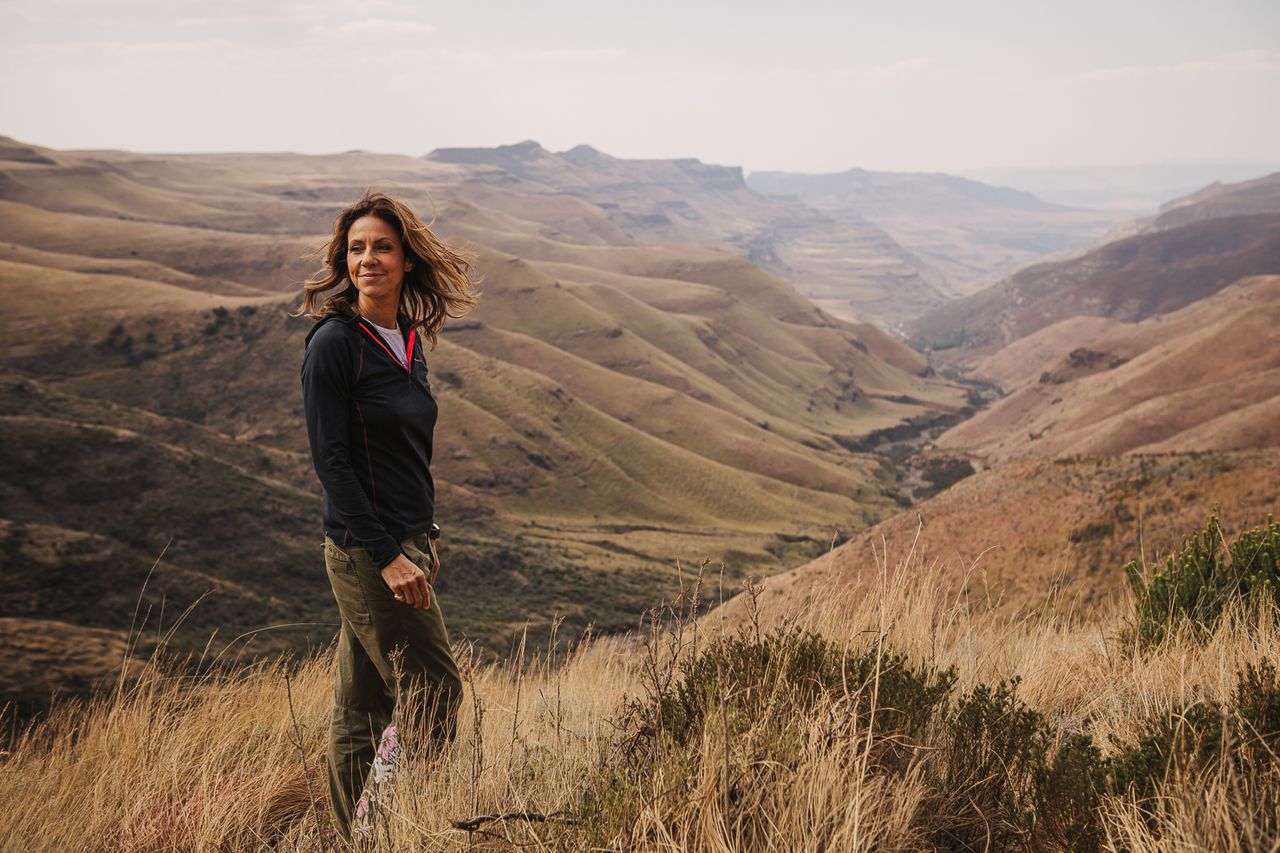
[{"left": 300, "top": 191, "right": 480, "bottom": 349}]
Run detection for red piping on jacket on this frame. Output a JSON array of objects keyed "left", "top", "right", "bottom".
[{"left": 356, "top": 319, "right": 416, "bottom": 371}]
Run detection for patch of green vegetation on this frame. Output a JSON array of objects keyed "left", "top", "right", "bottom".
[
  {"left": 574, "top": 584, "right": 1277, "bottom": 850},
  {"left": 577, "top": 623, "right": 1107, "bottom": 850},
  {"left": 630, "top": 629, "right": 955, "bottom": 753},
  {"left": 1109, "top": 659, "right": 1280, "bottom": 839},
  {"left": 434, "top": 370, "right": 463, "bottom": 388},
  {"left": 916, "top": 456, "right": 976, "bottom": 501},
  {"left": 1126, "top": 513, "right": 1280, "bottom": 646},
  {"left": 926, "top": 678, "right": 1104, "bottom": 851}
]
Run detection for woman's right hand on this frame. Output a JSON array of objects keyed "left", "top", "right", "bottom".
[{"left": 380, "top": 554, "right": 430, "bottom": 609}]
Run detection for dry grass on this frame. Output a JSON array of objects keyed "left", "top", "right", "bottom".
[{"left": 2, "top": 539, "right": 1276, "bottom": 852}]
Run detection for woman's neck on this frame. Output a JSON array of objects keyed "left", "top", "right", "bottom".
[{"left": 356, "top": 294, "right": 399, "bottom": 330}]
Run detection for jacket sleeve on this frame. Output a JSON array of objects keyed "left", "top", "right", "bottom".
[{"left": 301, "top": 326, "right": 404, "bottom": 569}]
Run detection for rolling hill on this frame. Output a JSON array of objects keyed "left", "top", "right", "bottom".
[
  {"left": 937, "top": 275, "right": 1280, "bottom": 461},
  {"left": 911, "top": 171, "right": 1280, "bottom": 366},
  {"left": 911, "top": 213, "right": 1280, "bottom": 362}
]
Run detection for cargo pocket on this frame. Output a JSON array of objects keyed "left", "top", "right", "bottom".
[{"left": 324, "top": 538, "right": 373, "bottom": 624}]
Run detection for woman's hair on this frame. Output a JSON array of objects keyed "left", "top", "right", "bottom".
[{"left": 300, "top": 191, "right": 480, "bottom": 348}]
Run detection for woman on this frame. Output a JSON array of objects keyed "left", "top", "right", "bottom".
[{"left": 299, "top": 191, "right": 480, "bottom": 839}]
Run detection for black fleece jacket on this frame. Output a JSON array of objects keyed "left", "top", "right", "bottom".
[{"left": 301, "top": 309, "right": 438, "bottom": 569}]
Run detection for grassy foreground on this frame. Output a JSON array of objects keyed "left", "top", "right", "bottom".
[{"left": 1, "top": 522, "right": 1277, "bottom": 851}]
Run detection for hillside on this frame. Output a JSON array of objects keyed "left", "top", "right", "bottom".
[
  {"left": 0, "top": 137, "right": 970, "bottom": 711},
  {"left": 938, "top": 276, "right": 1280, "bottom": 461},
  {"left": 1151, "top": 170, "right": 1280, "bottom": 230},
  {"left": 911, "top": 169, "right": 1280, "bottom": 367},
  {"left": 713, "top": 448, "right": 1280, "bottom": 629},
  {"left": 911, "top": 213, "right": 1280, "bottom": 363}
]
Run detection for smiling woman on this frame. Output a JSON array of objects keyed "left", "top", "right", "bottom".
[{"left": 297, "top": 191, "right": 480, "bottom": 839}]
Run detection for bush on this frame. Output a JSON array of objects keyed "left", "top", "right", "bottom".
[
  {"left": 927, "top": 679, "right": 1105, "bottom": 851},
  {"left": 632, "top": 627, "right": 956, "bottom": 757},
  {"left": 585, "top": 557, "right": 1279, "bottom": 852},
  {"left": 1109, "top": 660, "right": 1280, "bottom": 840},
  {"left": 610, "top": 627, "right": 1110, "bottom": 850},
  {"left": 1112, "top": 660, "right": 1280, "bottom": 798},
  {"left": 1125, "top": 514, "right": 1280, "bottom": 645}
]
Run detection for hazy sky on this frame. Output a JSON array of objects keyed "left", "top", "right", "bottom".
[{"left": 2, "top": 0, "right": 1277, "bottom": 174}]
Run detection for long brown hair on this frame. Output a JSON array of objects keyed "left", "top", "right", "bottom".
[{"left": 300, "top": 191, "right": 480, "bottom": 349}]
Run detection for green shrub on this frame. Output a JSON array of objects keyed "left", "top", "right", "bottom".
[
  {"left": 927, "top": 679, "right": 1106, "bottom": 851},
  {"left": 1036, "top": 733, "right": 1108, "bottom": 851},
  {"left": 588, "top": 615, "right": 1277, "bottom": 851},
  {"left": 1109, "top": 660, "right": 1280, "bottom": 839},
  {"left": 631, "top": 627, "right": 956, "bottom": 757},
  {"left": 614, "top": 628, "right": 1110, "bottom": 850},
  {"left": 1125, "top": 514, "right": 1280, "bottom": 645},
  {"left": 1112, "top": 660, "right": 1280, "bottom": 797}
]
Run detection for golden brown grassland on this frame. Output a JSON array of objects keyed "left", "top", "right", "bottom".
[{"left": 2, "top": 516, "right": 1277, "bottom": 852}]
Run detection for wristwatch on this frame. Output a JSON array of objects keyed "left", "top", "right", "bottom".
[{"left": 429, "top": 522, "right": 441, "bottom": 541}]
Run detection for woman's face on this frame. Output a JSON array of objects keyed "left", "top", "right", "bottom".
[{"left": 346, "top": 214, "right": 413, "bottom": 303}]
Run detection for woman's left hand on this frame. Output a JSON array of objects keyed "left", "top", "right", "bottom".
[{"left": 381, "top": 554, "right": 430, "bottom": 609}]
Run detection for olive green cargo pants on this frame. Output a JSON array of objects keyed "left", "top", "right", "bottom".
[{"left": 323, "top": 534, "right": 463, "bottom": 839}]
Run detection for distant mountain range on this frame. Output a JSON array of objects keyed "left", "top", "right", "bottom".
[
  {"left": 426, "top": 140, "right": 1123, "bottom": 328},
  {"left": 968, "top": 161, "right": 1280, "bottom": 211},
  {"left": 746, "top": 168, "right": 1119, "bottom": 306}
]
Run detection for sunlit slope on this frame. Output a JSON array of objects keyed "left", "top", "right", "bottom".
[
  {"left": 0, "top": 200, "right": 313, "bottom": 294},
  {"left": 0, "top": 259, "right": 277, "bottom": 356},
  {"left": 462, "top": 247, "right": 959, "bottom": 432},
  {"left": 939, "top": 276, "right": 1280, "bottom": 461},
  {"left": 712, "top": 449, "right": 1280, "bottom": 629}
]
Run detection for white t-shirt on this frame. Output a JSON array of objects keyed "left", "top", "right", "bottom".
[{"left": 369, "top": 320, "right": 408, "bottom": 368}]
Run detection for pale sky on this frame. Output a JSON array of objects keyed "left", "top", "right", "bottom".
[{"left": 2, "top": 0, "right": 1277, "bottom": 174}]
